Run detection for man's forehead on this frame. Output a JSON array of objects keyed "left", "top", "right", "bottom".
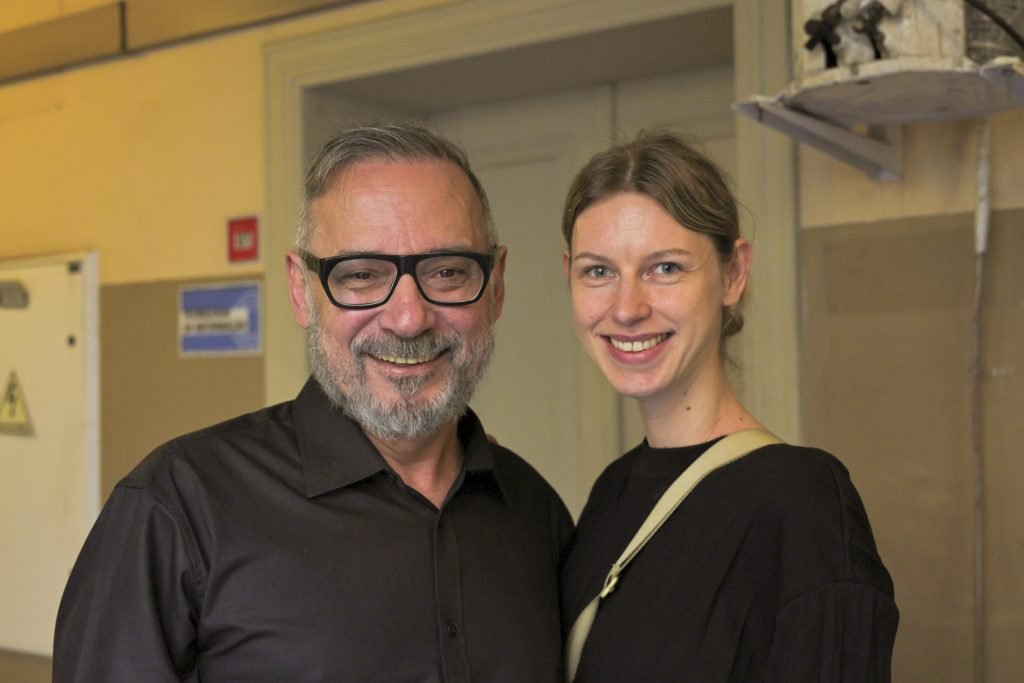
[
  {"left": 310, "top": 159, "right": 487, "bottom": 251},
  {"left": 327, "top": 158, "right": 471, "bottom": 196}
]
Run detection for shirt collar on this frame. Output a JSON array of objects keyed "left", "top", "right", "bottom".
[{"left": 293, "top": 377, "right": 504, "bottom": 500}]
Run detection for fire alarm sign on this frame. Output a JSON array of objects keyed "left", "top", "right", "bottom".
[{"left": 228, "top": 216, "right": 259, "bottom": 262}]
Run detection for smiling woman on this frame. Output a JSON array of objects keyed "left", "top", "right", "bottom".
[
  {"left": 565, "top": 191, "right": 747, "bottom": 409},
  {"left": 558, "top": 131, "right": 899, "bottom": 683}
]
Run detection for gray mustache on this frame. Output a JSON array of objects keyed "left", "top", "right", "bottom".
[{"left": 352, "top": 332, "right": 458, "bottom": 360}]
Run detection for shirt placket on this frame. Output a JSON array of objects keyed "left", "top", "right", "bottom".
[{"left": 434, "top": 510, "right": 469, "bottom": 683}]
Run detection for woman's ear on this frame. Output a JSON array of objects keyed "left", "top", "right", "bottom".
[{"left": 722, "top": 238, "right": 752, "bottom": 307}]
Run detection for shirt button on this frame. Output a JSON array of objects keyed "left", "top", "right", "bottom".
[{"left": 446, "top": 620, "right": 458, "bottom": 638}]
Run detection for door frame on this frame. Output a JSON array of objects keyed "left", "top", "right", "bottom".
[{"left": 263, "top": 0, "right": 800, "bottom": 441}]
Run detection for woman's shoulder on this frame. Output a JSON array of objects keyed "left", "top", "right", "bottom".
[
  {"left": 729, "top": 442, "right": 874, "bottom": 530},
  {"left": 736, "top": 442, "right": 893, "bottom": 588},
  {"left": 736, "top": 442, "right": 856, "bottom": 499}
]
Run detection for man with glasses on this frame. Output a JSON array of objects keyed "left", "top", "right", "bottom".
[{"left": 54, "top": 123, "right": 572, "bottom": 682}]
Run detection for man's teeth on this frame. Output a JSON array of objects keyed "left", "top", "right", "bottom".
[
  {"left": 610, "top": 335, "right": 666, "bottom": 353},
  {"left": 376, "top": 354, "right": 434, "bottom": 365}
]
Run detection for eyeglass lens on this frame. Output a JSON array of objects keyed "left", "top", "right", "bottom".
[{"left": 327, "top": 255, "right": 486, "bottom": 306}]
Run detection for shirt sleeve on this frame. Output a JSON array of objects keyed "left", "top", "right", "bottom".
[
  {"left": 763, "top": 580, "right": 899, "bottom": 683},
  {"left": 53, "top": 482, "right": 201, "bottom": 683}
]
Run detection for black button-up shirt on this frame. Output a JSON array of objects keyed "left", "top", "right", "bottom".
[{"left": 55, "top": 379, "right": 573, "bottom": 682}]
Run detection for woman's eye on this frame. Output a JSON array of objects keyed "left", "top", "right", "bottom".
[
  {"left": 582, "top": 265, "right": 611, "bottom": 279},
  {"left": 650, "top": 262, "right": 684, "bottom": 278}
]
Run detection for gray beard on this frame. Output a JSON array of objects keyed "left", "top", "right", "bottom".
[{"left": 306, "top": 299, "right": 494, "bottom": 441}]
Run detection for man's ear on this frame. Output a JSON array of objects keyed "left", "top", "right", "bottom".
[
  {"left": 489, "top": 245, "right": 508, "bottom": 320},
  {"left": 286, "top": 251, "right": 313, "bottom": 329},
  {"left": 722, "top": 238, "right": 752, "bottom": 307}
]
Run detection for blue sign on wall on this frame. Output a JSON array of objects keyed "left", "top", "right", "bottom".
[{"left": 178, "top": 282, "right": 261, "bottom": 356}]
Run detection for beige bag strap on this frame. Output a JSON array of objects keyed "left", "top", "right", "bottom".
[{"left": 565, "top": 428, "right": 782, "bottom": 682}]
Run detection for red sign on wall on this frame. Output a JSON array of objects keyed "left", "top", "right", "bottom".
[{"left": 228, "top": 216, "right": 259, "bottom": 262}]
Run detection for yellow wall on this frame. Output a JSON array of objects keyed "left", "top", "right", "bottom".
[
  {"left": 0, "top": 0, "right": 432, "bottom": 284},
  {"left": 0, "top": 38, "right": 264, "bottom": 284}
]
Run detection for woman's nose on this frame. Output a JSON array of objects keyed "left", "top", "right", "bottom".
[{"left": 610, "top": 277, "right": 651, "bottom": 326}]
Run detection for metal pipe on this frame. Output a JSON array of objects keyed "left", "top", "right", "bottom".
[{"left": 971, "top": 116, "right": 991, "bottom": 683}]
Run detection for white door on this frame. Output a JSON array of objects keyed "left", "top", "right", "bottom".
[{"left": 0, "top": 252, "right": 99, "bottom": 655}]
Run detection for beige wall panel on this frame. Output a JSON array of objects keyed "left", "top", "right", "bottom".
[
  {"left": 100, "top": 279, "right": 265, "bottom": 497},
  {"left": 800, "top": 109, "right": 1024, "bottom": 229},
  {"left": 981, "top": 211, "right": 1024, "bottom": 682},
  {"left": 989, "top": 109, "right": 1024, "bottom": 212},
  {"left": 801, "top": 216, "right": 976, "bottom": 682},
  {"left": 0, "top": 650, "right": 48, "bottom": 683}
]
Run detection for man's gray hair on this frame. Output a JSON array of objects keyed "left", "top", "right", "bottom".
[{"left": 296, "top": 122, "right": 497, "bottom": 250}]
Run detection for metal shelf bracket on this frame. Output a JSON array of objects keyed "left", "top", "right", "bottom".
[{"left": 734, "top": 97, "right": 902, "bottom": 181}]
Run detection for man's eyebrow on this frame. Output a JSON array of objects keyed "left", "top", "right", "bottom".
[{"left": 327, "top": 246, "right": 480, "bottom": 258}]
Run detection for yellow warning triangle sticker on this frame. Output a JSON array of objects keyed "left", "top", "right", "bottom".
[{"left": 0, "top": 370, "right": 34, "bottom": 436}]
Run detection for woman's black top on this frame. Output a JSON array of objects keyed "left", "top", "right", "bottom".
[{"left": 560, "top": 439, "right": 898, "bottom": 682}]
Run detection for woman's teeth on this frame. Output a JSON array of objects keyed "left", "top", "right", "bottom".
[{"left": 609, "top": 335, "right": 666, "bottom": 353}]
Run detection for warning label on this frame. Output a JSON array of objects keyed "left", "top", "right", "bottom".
[{"left": 0, "top": 370, "right": 34, "bottom": 437}]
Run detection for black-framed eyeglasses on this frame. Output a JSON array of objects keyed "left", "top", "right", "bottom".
[{"left": 299, "top": 249, "right": 497, "bottom": 309}]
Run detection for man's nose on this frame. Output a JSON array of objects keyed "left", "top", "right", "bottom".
[{"left": 376, "top": 273, "right": 436, "bottom": 337}]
